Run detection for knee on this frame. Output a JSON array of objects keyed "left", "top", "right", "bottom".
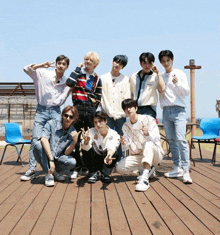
[
  {"left": 33, "top": 140, "right": 43, "bottom": 154},
  {"left": 67, "top": 157, "right": 76, "bottom": 169},
  {"left": 116, "top": 161, "right": 126, "bottom": 174}
]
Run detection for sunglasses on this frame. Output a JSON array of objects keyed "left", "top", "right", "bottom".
[{"left": 63, "top": 113, "right": 74, "bottom": 120}]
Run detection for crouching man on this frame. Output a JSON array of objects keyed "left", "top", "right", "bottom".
[
  {"left": 33, "top": 105, "right": 80, "bottom": 187},
  {"left": 116, "top": 99, "right": 164, "bottom": 192}
]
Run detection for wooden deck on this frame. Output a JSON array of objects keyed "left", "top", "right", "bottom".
[{"left": 0, "top": 147, "right": 219, "bottom": 235}]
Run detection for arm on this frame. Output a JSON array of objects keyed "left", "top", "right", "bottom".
[
  {"left": 152, "top": 64, "right": 165, "bottom": 93},
  {"left": 172, "top": 71, "right": 190, "bottom": 96},
  {"left": 66, "top": 63, "right": 83, "bottom": 87},
  {"left": 81, "top": 127, "right": 92, "bottom": 151},
  {"left": 90, "top": 78, "right": 102, "bottom": 107},
  {"left": 41, "top": 136, "right": 55, "bottom": 174},
  {"left": 143, "top": 116, "right": 160, "bottom": 143},
  {"left": 64, "top": 130, "right": 80, "bottom": 155}
]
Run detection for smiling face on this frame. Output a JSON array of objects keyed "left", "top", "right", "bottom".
[
  {"left": 62, "top": 110, "right": 75, "bottom": 129},
  {"left": 160, "top": 55, "right": 173, "bottom": 72},
  {"left": 140, "top": 58, "right": 154, "bottom": 73}
]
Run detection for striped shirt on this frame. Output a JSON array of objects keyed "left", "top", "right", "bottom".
[{"left": 67, "top": 67, "right": 102, "bottom": 105}]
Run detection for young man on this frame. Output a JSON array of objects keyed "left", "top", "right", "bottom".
[
  {"left": 116, "top": 99, "right": 164, "bottom": 192},
  {"left": 33, "top": 106, "right": 79, "bottom": 187},
  {"left": 130, "top": 52, "right": 165, "bottom": 119},
  {"left": 66, "top": 52, "right": 102, "bottom": 178},
  {"left": 81, "top": 111, "right": 120, "bottom": 183},
  {"left": 21, "top": 55, "right": 71, "bottom": 181},
  {"left": 100, "top": 55, "right": 130, "bottom": 160},
  {"left": 158, "top": 50, "right": 192, "bottom": 184}
]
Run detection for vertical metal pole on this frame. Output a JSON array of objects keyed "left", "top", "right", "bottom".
[{"left": 190, "top": 68, "right": 196, "bottom": 137}]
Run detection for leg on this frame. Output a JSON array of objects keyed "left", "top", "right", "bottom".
[{"left": 55, "top": 155, "right": 76, "bottom": 173}]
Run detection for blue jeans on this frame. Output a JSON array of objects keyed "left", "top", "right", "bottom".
[
  {"left": 162, "top": 106, "right": 189, "bottom": 170},
  {"left": 107, "top": 116, "right": 126, "bottom": 161},
  {"left": 33, "top": 140, "right": 76, "bottom": 174},
  {"left": 29, "top": 104, "right": 61, "bottom": 170}
]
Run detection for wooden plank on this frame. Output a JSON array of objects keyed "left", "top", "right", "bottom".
[
  {"left": 91, "top": 180, "right": 110, "bottom": 235},
  {"left": 50, "top": 180, "right": 79, "bottom": 235},
  {"left": 154, "top": 177, "right": 216, "bottom": 234},
  {"left": 30, "top": 182, "right": 67, "bottom": 235},
  {"left": 71, "top": 176, "right": 91, "bottom": 235},
  {"left": 114, "top": 175, "right": 152, "bottom": 234},
  {"left": 124, "top": 175, "right": 172, "bottom": 235},
  {"left": 9, "top": 181, "right": 54, "bottom": 235},
  {"left": 0, "top": 178, "right": 44, "bottom": 235},
  {"left": 103, "top": 174, "right": 131, "bottom": 235}
]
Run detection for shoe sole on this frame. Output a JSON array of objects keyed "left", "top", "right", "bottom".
[
  {"left": 88, "top": 179, "right": 98, "bottom": 183},
  {"left": 20, "top": 174, "right": 36, "bottom": 181},
  {"left": 164, "top": 173, "right": 183, "bottom": 178},
  {"left": 183, "top": 180, "right": 193, "bottom": 184},
  {"left": 135, "top": 185, "right": 150, "bottom": 192},
  {"left": 45, "top": 183, "right": 54, "bottom": 187}
]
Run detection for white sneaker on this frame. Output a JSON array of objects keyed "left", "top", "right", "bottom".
[
  {"left": 148, "top": 166, "right": 156, "bottom": 179},
  {"left": 20, "top": 169, "right": 36, "bottom": 181},
  {"left": 164, "top": 166, "right": 183, "bottom": 178},
  {"left": 45, "top": 174, "right": 54, "bottom": 187},
  {"left": 54, "top": 171, "right": 65, "bottom": 181},
  {"left": 69, "top": 170, "right": 78, "bottom": 179},
  {"left": 183, "top": 169, "right": 193, "bottom": 184},
  {"left": 135, "top": 176, "right": 150, "bottom": 192}
]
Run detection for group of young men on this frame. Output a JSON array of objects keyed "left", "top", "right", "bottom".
[{"left": 20, "top": 49, "right": 192, "bottom": 192}]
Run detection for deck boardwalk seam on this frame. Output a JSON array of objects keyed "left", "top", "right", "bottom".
[
  {"left": 156, "top": 177, "right": 218, "bottom": 234},
  {"left": 103, "top": 186, "right": 113, "bottom": 235}
]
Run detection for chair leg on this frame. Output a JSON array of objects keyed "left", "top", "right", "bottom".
[
  {"left": 190, "top": 139, "right": 196, "bottom": 167},
  {"left": 14, "top": 145, "right": 24, "bottom": 166},
  {"left": 198, "top": 141, "right": 203, "bottom": 160},
  {"left": 0, "top": 145, "right": 9, "bottom": 165},
  {"left": 212, "top": 143, "right": 217, "bottom": 165}
]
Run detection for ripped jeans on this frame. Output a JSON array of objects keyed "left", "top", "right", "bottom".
[{"left": 162, "top": 106, "right": 189, "bottom": 170}]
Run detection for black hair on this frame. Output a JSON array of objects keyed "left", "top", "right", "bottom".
[
  {"left": 113, "top": 55, "right": 128, "bottom": 68},
  {"left": 139, "top": 52, "right": 155, "bottom": 64},
  {"left": 158, "top": 50, "right": 174, "bottom": 62},
  {"left": 56, "top": 55, "right": 70, "bottom": 66},
  {"left": 93, "top": 111, "right": 108, "bottom": 122},
  {"left": 121, "top": 99, "right": 137, "bottom": 111}
]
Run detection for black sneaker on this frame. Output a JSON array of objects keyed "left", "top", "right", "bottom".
[
  {"left": 88, "top": 171, "right": 100, "bottom": 183},
  {"left": 101, "top": 173, "right": 112, "bottom": 183}
]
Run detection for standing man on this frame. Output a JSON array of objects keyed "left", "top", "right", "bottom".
[
  {"left": 130, "top": 52, "right": 165, "bottom": 119},
  {"left": 100, "top": 55, "right": 130, "bottom": 160},
  {"left": 158, "top": 50, "right": 192, "bottom": 184},
  {"left": 66, "top": 52, "right": 102, "bottom": 177},
  {"left": 21, "top": 55, "right": 71, "bottom": 181}
]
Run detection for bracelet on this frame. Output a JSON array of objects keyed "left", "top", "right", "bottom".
[{"left": 49, "top": 159, "right": 54, "bottom": 162}]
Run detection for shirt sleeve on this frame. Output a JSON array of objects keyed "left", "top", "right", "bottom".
[
  {"left": 66, "top": 67, "right": 81, "bottom": 87},
  {"left": 175, "top": 71, "right": 190, "bottom": 97},
  {"left": 143, "top": 116, "right": 161, "bottom": 143},
  {"left": 23, "top": 64, "right": 43, "bottom": 82}
]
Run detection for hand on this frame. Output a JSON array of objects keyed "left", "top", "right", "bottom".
[
  {"left": 77, "top": 62, "right": 84, "bottom": 68},
  {"left": 151, "top": 64, "right": 160, "bottom": 75},
  {"left": 82, "top": 127, "right": 91, "bottom": 145},
  {"left": 48, "top": 161, "right": 55, "bottom": 174},
  {"left": 142, "top": 125, "right": 149, "bottom": 136},
  {"left": 172, "top": 74, "right": 178, "bottom": 84},
  {"left": 43, "top": 61, "right": 55, "bottom": 68},
  {"left": 120, "top": 135, "right": 127, "bottom": 145},
  {"left": 70, "top": 130, "right": 81, "bottom": 143},
  {"left": 104, "top": 152, "right": 116, "bottom": 165}
]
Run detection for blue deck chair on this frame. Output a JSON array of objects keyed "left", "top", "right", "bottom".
[
  {"left": 190, "top": 118, "right": 220, "bottom": 161},
  {"left": 0, "top": 123, "right": 31, "bottom": 165}
]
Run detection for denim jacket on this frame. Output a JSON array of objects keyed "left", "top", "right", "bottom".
[{"left": 42, "top": 119, "right": 75, "bottom": 159}]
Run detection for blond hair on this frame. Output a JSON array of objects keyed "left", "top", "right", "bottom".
[{"left": 84, "top": 52, "right": 100, "bottom": 66}]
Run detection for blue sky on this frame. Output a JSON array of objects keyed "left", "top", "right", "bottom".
[{"left": 0, "top": 0, "right": 219, "bottom": 119}]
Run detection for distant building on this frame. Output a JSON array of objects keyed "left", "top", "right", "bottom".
[{"left": 0, "top": 83, "right": 37, "bottom": 137}]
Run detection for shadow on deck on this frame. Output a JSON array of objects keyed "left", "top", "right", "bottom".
[{"left": 0, "top": 147, "right": 219, "bottom": 235}]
